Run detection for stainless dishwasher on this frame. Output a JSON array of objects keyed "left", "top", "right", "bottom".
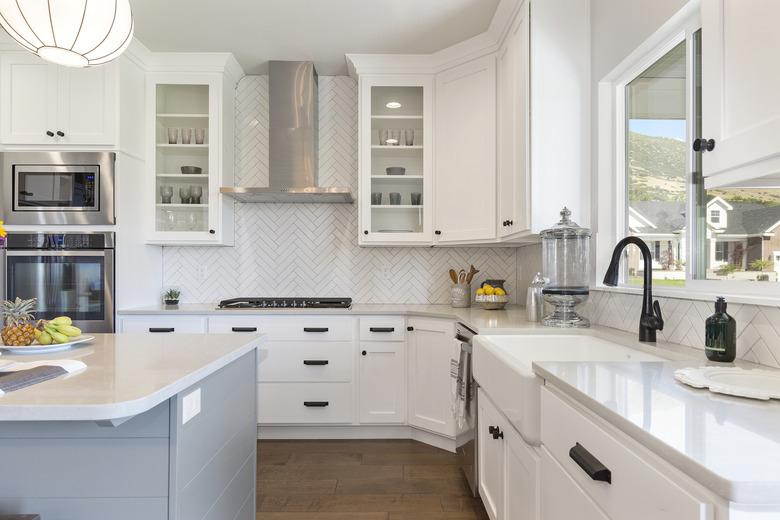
[{"left": 455, "top": 322, "right": 479, "bottom": 497}]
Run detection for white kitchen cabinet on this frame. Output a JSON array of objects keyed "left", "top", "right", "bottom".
[
  {"left": 497, "top": 2, "right": 530, "bottom": 238},
  {"left": 359, "top": 341, "right": 406, "bottom": 423},
  {"left": 434, "top": 55, "right": 497, "bottom": 243},
  {"left": 540, "top": 447, "right": 609, "bottom": 520},
  {"left": 118, "top": 315, "right": 207, "bottom": 333},
  {"left": 702, "top": 0, "right": 780, "bottom": 187},
  {"left": 478, "top": 388, "right": 540, "bottom": 520},
  {"left": 358, "top": 75, "right": 434, "bottom": 245},
  {"left": 407, "top": 317, "right": 455, "bottom": 436},
  {"left": 146, "top": 73, "right": 235, "bottom": 246},
  {"left": 0, "top": 52, "right": 116, "bottom": 146}
]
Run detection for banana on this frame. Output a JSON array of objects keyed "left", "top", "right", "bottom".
[
  {"left": 57, "top": 325, "right": 81, "bottom": 337},
  {"left": 50, "top": 316, "right": 72, "bottom": 326},
  {"left": 44, "top": 324, "right": 68, "bottom": 344},
  {"left": 37, "top": 331, "right": 52, "bottom": 345}
]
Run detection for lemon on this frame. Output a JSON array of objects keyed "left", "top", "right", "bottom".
[
  {"left": 476, "top": 288, "right": 485, "bottom": 296},
  {"left": 482, "top": 285, "right": 495, "bottom": 295},
  {"left": 494, "top": 287, "right": 506, "bottom": 296}
]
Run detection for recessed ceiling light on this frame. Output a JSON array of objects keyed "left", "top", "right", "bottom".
[{"left": 386, "top": 101, "right": 402, "bottom": 109}]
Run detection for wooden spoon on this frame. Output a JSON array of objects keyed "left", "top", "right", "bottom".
[
  {"left": 449, "top": 269, "right": 459, "bottom": 284},
  {"left": 465, "top": 264, "right": 479, "bottom": 284}
]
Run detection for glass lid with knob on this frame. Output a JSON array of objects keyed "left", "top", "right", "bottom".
[{"left": 540, "top": 207, "right": 591, "bottom": 328}]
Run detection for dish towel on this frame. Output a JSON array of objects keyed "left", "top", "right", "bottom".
[
  {"left": 0, "top": 359, "right": 86, "bottom": 395},
  {"left": 451, "top": 339, "right": 472, "bottom": 429}
]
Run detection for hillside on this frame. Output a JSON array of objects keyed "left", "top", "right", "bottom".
[{"left": 628, "top": 131, "right": 780, "bottom": 205}]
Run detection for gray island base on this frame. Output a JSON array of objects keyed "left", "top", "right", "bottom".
[{"left": 0, "top": 333, "right": 260, "bottom": 520}]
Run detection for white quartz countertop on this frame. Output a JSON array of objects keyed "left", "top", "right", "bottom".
[
  {"left": 0, "top": 333, "right": 261, "bottom": 422},
  {"left": 534, "top": 360, "right": 780, "bottom": 504},
  {"left": 118, "top": 303, "right": 547, "bottom": 334}
]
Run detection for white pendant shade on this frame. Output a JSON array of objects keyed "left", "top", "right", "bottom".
[{"left": 0, "top": 0, "right": 133, "bottom": 67}]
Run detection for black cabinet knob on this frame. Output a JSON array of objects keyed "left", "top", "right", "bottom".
[
  {"left": 209, "top": 229, "right": 215, "bottom": 234},
  {"left": 363, "top": 230, "right": 369, "bottom": 235},
  {"left": 693, "top": 138, "right": 716, "bottom": 152},
  {"left": 46, "top": 130, "right": 54, "bottom": 137},
  {"left": 407, "top": 326, "right": 414, "bottom": 331},
  {"left": 435, "top": 230, "right": 442, "bottom": 235},
  {"left": 361, "top": 350, "right": 367, "bottom": 356},
  {"left": 56, "top": 130, "right": 65, "bottom": 137}
]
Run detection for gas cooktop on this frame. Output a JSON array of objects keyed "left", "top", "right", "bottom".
[{"left": 217, "top": 297, "right": 352, "bottom": 309}]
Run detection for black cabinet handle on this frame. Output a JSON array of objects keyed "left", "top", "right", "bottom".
[
  {"left": 488, "top": 425, "right": 503, "bottom": 439},
  {"left": 569, "top": 443, "right": 611, "bottom": 484},
  {"left": 364, "top": 230, "right": 369, "bottom": 235},
  {"left": 231, "top": 327, "right": 257, "bottom": 332},
  {"left": 369, "top": 327, "right": 395, "bottom": 333},
  {"left": 435, "top": 230, "right": 442, "bottom": 235},
  {"left": 693, "top": 138, "right": 716, "bottom": 152},
  {"left": 303, "top": 401, "right": 329, "bottom": 407},
  {"left": 46, "top": 130, "right": 55, "bottom": 137},
  {"left": 303, "top": 360, "right": 329, "bottom": 366},
  {"left": 56, "top": 130, "right": 65, "bottom": 137},
  {"left": 149, "top": 327, "right": 174, "bottom": 333},
  {"left": 407, "top": 326, "right": 414, "bottom": 331},
  {"left": 303, "top": 327, "right": 329, "bottom": 333}
]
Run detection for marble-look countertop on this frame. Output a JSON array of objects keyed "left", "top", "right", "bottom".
[
  {"left": 0, "top": 333, "right": 261, "bottom": 422},
  {"left": 118, "top": 303, "right": 549, "bottom": 334},
  {"left": 534, "top": 360, "right": 780, "bottom": 504}
]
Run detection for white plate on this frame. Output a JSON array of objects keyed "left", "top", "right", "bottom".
[
  {"left": 0, "top": 336, "right": 95, "bottom": 355},
  {"left": 675, "top": 366, "right": 780, "bottom": 400}
]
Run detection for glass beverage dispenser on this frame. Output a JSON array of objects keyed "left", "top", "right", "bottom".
[{"left": 541, "top": 207, "right": 591, "bottom": 328}]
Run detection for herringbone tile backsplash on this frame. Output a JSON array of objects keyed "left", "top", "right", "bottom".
[{"left": 162, "top": 76, "right": 521, "bottom": 304}]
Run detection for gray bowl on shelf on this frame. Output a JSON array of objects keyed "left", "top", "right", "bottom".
[
  {"left": 386, "top": 167, "right": 406, "bottom": 176},
  {"left": 181, "top": 166, "right": 203, "bottom": 175}
]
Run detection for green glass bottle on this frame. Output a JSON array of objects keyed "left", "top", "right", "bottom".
[{"left": 705, "top": 297, "right": 736, "bottom": 362}]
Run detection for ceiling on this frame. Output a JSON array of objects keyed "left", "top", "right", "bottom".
[{"left": 130, "top": 0, "right": 501, "bottom": 75}]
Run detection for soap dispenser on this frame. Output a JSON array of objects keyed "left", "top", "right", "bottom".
[{"left": 705, "top": 297, "right": 736, "bottom": 362}]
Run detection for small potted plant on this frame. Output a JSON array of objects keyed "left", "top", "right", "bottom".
[{"left": 163, "top": 288, "right": 181, "bottom": 306}]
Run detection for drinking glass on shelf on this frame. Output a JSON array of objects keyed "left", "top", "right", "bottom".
[
  {"left": 387, "top": 130, "right": 400, "bottom": 146},
  {"left": 179, "top": 186, "right": 192, "bottom": 204},
  {"left": 187, "top": 211, "right": 199, "bottom": 231},
  {"left": 164, "top": 210, "right": 176, "bottom": 231},
  {"left": 191, "top": 185, "right": 203, "bottom": 204},
  {"left": 195, "top": 128, "right": 206, "bottom": 144},
  {"left": 371, "top": 192, "right": 382, "bottom": 205},
  {"left": 181, "top": 128, "right": 192, "bottom": 144},
  {"left": 389, "top": 192, "right": 401, "bottom": 205},
  {"left": 167, "top": 128, "right": 179, "bottom": 144},
  {"left": 160, "top": 185, "right": 173, "bottom": 204},
  {"left": 405, "top": 129, "right": 415, "bottom": 146},
  {"left": 411, "top": 192, "right": 422, "bottom": 205},
  {"left": 378, "top": 129, "right": 389, "bottom": 146}
]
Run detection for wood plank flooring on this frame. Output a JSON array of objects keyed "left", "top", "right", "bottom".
[{"left": 257, "top": 439, "right": 489, "bottom": 520}]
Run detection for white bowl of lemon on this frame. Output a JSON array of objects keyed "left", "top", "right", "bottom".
[{"left": 475, "top": 283, "right": 508, "bottom": 310}]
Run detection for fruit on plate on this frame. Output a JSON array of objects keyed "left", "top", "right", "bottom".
[
  {"left": 482, "top": 284, "right": 495, "bottom": 296},
  {"left": 39, "top": 316, "right": 81, "bottom": 344},
  {"left": 1, "top": 297, "right": 38, "bottom": 346},
  {"left": 476, "top": 288, "right": 485, "bottom": 296}
]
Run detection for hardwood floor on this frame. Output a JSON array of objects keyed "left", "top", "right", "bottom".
[{"left": 257, "top": 439, "right": 489, "bottom": 520}]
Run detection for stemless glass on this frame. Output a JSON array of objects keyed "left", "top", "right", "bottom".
[
  {"left": 179, "top": 186, "right": 192, "bottom": 204},
  {"left": 181, "top": 128, "right": 192, "bottom": 145},
  {"left": 164, "top": 210, "right": 176, "bottom": 230},
  {"left": 167, "top": 128, "right": 179, "bottom": 144},
  {"left": 160, "top": 185, "right": 173, "bottom": 204},
  {"left": 379, "top": 129, "right": 389, "bottom": 146},
  {"left": 405, "top": 129, "right": 415, "bottom": 146},
  {"left": 191, "top": 185, "right": 203, "bottom": 204},
  {"left": 195, "top": 128, "right": 206, "bottom": 144}
]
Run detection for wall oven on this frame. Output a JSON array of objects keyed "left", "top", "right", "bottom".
[
  {"left": 1, "top": 151, "right": 115, "bottom": 225},
  {"left": 1, "top": 232, "right": 115, "bottom": 333}
]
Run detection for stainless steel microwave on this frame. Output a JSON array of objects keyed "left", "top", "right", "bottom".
[{"left": 0, "top": 151, "right": 115, "bottom": 225}]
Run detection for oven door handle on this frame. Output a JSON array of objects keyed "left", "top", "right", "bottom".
[{"left": 5, "top": 250, "right": 108, "bottom": 257}]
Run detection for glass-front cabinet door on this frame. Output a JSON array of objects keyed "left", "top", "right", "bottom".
[
  {"left": 359, "top": 76, "right": 433, "bottom": 244},
  {"left": 147, "top": 74, "right": 227, "bottom": 244}
]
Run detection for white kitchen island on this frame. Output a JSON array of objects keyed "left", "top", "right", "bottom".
[{"left": 0, "top": 333, "right": 261, "bottom": 520}]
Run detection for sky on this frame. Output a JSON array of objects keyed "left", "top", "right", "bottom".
[{"left": 629, "top": 119, "right": 686, "bottom": 141}]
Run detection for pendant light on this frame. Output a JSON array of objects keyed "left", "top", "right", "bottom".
[{"left": 0, "top": 0, "right": 134, "bottom": 68}]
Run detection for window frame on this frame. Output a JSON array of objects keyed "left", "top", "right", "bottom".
[{"left": 595, "top": 0, "right": 780, "bottom": 305}]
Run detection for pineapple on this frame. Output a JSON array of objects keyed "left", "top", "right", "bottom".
[{"left": 1, "top": 297, "right": 37, "bottom": 346}]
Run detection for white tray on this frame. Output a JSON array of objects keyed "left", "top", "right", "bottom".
[
  {"left": 0, "top": 336, "right": 95, "bottom": 355},
  {"left": 674, "top": 366, "right": 780, "bottom": 400}
]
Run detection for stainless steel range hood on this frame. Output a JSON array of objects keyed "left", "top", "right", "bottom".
[{"left": 221, "top": 61, "right": 353, "bottom": 203}]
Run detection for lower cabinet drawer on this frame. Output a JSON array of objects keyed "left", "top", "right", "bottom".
[
  {"left": 541, "top": 387, "right": 713, "bottom": 520},
  {"left": 258, "top": 341, "right": 353, "bottom": 382},
  {"left": 359, "top": 316, "right": 406, "bottom": 342},
  {"left": 257, "top": 382, "right": 354, "bottom": 424},
  {"left": 541, "top": 446, "right": 609, "bottom": 520},
  {"left": 119, "top": 316, "right": 207, "bottom": 333}
]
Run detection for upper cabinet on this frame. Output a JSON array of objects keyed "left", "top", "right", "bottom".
[
  {"left": 702, "top": 0, "right": 780, "bottom": 188},
  {"left": 146, "top": 72, "right": 235, "bottom": 246},
  {"left": 350, "top": 0, "right": 589, "bottom": 246},
  {"left": 0, "top": 52, "right": 116, "bottom": 146},
  {"left": 359, "top": 76, "right": 433, "bottom": 244},
  {"left": 435, "top": 55, "right": 497, "bottom": 243}
]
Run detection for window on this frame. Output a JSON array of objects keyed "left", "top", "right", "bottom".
[
  {"left": 604, "top": 19, "right": 780, "bottom": 295},
  {"left": 710, "top": 209, "right": 720, "bottom": 224}
]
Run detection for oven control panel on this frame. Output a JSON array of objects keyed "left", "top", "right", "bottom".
[{"left": 4, "top": 232, "right": 114, "bottom": 250}]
